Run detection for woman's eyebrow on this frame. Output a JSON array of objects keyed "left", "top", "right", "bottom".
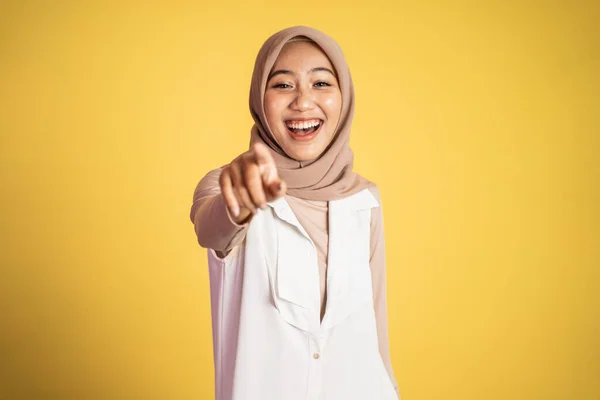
[
  {"left": 310, "top": 67, "right": 336, "bottom": 76},
  {"left": 268, "top": 69, "right": 292, "bottom": 80},
  {"left": 268, "top": 67, "right": 336, "bottom": 81}
]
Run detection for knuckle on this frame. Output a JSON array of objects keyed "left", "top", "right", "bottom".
[
  {"left": 231, "top": 168, "right": 242, "bottom": 182},
  {"left": 244, "top": 163, "right": 258, "bottom": 180},
  {"left": 249, "top": 187, "right": 263, "bottom": 202}
]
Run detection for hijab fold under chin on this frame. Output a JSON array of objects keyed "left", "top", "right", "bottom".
[{"left": 248, "top": 25, "right": 373, "bottom": 201}]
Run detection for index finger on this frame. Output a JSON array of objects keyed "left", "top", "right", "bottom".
[
  {"left": 252, "top": 142, "right": 278, "bottom": 184},
  {"left": 252, "top": 142, "right": 275, "bottom": 166}
]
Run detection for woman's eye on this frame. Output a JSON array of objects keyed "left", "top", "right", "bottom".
[
  {"left": 314, "top": 81, "right": 332, "bottom": 87},
  {"left": 273, "top": 83, "right": 292, "bottom": 89}
]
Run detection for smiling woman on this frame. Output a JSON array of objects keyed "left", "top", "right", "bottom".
[
  {"left": 190, "top": 26, "right": 399, "bottom": 400},
  {"left": 264, "top": 38, "right": 342, "bottom": 161}
]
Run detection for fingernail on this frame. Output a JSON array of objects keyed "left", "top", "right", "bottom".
[{"left": 232, "top": 206, "right": 239, "bottom": 217}]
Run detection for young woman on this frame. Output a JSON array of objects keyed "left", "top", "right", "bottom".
[{"left": 190, "top": 25, "right": 400, "bottom": 400}]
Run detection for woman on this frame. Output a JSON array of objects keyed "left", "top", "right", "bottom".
[{"left": 190, "top": 25, "right": 400, "bottom": 400}]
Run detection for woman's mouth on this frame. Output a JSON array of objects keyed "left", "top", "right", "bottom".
[{"left": 285, "top": 119, "right": 323, "bottom": 142}]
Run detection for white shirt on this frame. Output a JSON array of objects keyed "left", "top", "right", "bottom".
[{"left": 203, "top": 188, "right": 398, "bottom": 400}]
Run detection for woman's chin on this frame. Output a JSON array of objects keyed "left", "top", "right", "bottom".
[{"left": 285, "top": 146, "right": 326, "bottom": 163}]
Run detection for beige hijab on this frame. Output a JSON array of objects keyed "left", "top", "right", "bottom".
[{"left": 249, "top": 26, "right": 373, "bottom": 201}]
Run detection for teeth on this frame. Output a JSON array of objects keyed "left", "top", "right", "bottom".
[{"left": 286, "top": 119, "right": 321, "bottom": 130}]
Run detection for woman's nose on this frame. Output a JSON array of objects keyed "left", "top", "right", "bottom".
[{"left": 291, "top": 89, "right": 315, "bottom": 111}]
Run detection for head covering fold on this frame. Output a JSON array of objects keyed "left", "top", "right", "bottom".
[{"left": 249, "top": 25, "right": 372, "bottom": 201}]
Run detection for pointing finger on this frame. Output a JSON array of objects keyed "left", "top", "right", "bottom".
[{"left": 252, "top": 143, "right": 278, "bottom": 184}]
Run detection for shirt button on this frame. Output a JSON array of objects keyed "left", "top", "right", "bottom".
[{"left": 313, "top": 353, "right": 320, "bottom": 359}]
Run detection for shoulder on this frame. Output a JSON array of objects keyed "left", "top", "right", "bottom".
[
  {"left": 361, "top": 184, "right": 386, "bottom": 256},
  {"left": 353, "top": 173, "right": 382, "bottom": 208},
  {"left": 364, "top": 184, "right": 384, "bottom": 234},
  {"left": 367, "top": 184, "right": 382, "bottom": 207}
]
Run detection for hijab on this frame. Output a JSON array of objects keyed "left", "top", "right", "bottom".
[{"left": 248, "top": 26, "right": 373, "bottom": 201}]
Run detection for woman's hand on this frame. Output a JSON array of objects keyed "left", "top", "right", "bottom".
[{"left": 219, "top": 142, "right": 287, "bottom": 224}]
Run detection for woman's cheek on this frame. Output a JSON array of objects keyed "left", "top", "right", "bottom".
[
  {"left": 323, "top": 94, "right": 342, "bottom": 115},
  {"left": 264, "top": 99, "right": 281, "bottom": 125}
]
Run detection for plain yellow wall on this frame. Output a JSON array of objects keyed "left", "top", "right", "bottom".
[{"left": 1, "top": 1, "right": 598, "bottom": 399}]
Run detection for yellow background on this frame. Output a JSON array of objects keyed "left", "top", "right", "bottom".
[{"left": 1, "top": 1, "right": 598, "bottom": 399}]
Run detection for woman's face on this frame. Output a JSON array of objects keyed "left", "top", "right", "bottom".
[{"left": 264, "top": 40, "right": 342, "bottom": 162}]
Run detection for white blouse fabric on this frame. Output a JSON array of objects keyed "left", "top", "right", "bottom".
[{"left": 191, "top": 169, "right": 400, "bottom": 400}]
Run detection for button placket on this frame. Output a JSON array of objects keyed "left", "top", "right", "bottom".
[{"left": 306, "top": 334, "right": 324, "bottom": 399}]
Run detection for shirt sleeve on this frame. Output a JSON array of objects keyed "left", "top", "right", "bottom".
[
  {"left": 189, "top": 166, "right": 249, "bottom": 254},
  {"left": 369, "top": 186, "right": 401, "bottom": 399}
]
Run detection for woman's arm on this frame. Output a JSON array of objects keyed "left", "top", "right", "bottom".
[
  {"left": 190, "top": 167, "right": 249, "bottom": 254},
  {"left": 369, "top": 186, "right": 401, "bottom": 399}
]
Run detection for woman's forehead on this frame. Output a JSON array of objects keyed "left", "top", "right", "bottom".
[{"left": 272, "top": 41, "right": 335, "bottom": 71}]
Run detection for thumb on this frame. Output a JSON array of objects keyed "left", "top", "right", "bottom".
[{"left": 266, "top": 177, "right": 287, "bottom": 201}]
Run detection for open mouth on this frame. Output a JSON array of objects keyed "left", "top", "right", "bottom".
[{"left": 285, "top": 119, "right": 323, "bottom": 140}]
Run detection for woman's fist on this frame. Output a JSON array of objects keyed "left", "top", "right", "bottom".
[{"left": 219, "top": 142, "right": 286, "bottom": 224}]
